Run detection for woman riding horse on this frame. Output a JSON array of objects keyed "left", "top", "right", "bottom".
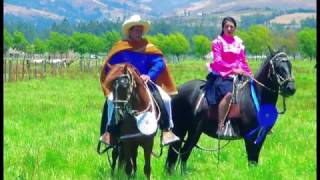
[
  {"left": 205, "top": 17, "right": 252, "bottom": 138},
  {"left": 165, "top": 18, "right": 296, "bottom": 174},
  {"left": 99, "top": 14, "right": 179, "bottom": 146}
]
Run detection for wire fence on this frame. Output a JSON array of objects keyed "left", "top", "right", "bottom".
[{"left": 3, "top": 55, "right": 105, "bottom": 82}]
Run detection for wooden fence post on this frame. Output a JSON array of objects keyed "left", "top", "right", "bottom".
[
  {"left": 34, "top": 61, "right": 37, "bottom": 79},
  {"left": 44, "top": 59, "right": 46, "bottom": 78},
  {"left": 22, "top": 59, "right": 25, "bottom": 80},
  {"left": 4, "top": 58, "right": 6, "bottom": 82},
  {"left": 96, "top": 59, "right": 98, "bottom": 73},
  {"left": 8, "top": 60, "right": 12, "bottom": 81},
  {"left": 15, "top": 60, "right": 18, "bottom": 81},
  {"left": 28, "top": 60, "right": 31, "bottom": 80}
]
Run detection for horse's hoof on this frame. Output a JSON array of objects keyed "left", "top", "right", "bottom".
[
  {"left": 248, "top": 161, "right": 258, "bottom": 167},
  {"left": 180, "top": 163, "right": 188, "bottom": 175}
]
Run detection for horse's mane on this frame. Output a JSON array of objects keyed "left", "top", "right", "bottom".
[{"left": 255, "top": 50, "right": 285, "bottom": 78}]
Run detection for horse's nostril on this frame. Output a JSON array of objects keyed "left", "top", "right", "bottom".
[
  {"left": 290, "top": 88, "right": 296, "bottom": 94},
  {"left": 286, "top": 86, "right": 296, "bottom": 95}
]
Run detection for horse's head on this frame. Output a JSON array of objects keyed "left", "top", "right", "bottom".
[
  {"left": 267, "top": 47, "right": 296, "bottom": 97},
  {"left": 109, "top": 64, "right": 136, "bottom": 124},
  {"left": 112, "top": 65, "right": 134, "bottom": 105},
  {"left": 108, "top": 63, "right": 149, "bottom": 124}
]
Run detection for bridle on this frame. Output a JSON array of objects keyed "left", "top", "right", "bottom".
[
  {"left": 113, "top": 73, "right": 135, "bottom": 104},
  {"left": 112, "top": 71, "right": 157, "bottom": 121},
  {"left": 268, "top": 52, "right": 295, "bottom": 89},
  {"left": 242, "top": 52, "right": 294, "bottom": 114},
  {"left": 254, "top": 52, "right": 295, "bottom": 114}
]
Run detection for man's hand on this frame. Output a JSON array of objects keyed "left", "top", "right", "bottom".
[{"left": 140, "top": 74, "right": 150, "bottom": 82}]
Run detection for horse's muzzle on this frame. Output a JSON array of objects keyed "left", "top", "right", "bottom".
[{"left": 281, "top": 81, "right": 296, "bottom": 97}]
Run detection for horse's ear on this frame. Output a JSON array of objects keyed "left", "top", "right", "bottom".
[
  {"left": 124, "top": 64, "right": 129, "bottom": 74},
  {"left": 268, "top": 46, "right": 275, "bottom": 56}
]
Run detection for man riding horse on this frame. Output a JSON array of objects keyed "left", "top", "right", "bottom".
[{"left": 99, "top": 14, "right": 180, "bottom": 146}]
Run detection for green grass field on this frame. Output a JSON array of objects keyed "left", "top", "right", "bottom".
[{"left": 4, "top": 59, "right": 316, "bottom": 179}]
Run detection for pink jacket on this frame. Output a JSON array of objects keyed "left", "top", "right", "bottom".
[{"left": 209, "top": 34, "right": 252, "bottom": 78}]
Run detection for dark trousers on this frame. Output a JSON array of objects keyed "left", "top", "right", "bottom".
[{"left": 99, "top": 81, "right": 170, "bottom": 136}]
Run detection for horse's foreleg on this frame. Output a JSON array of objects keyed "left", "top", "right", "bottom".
[
  {"left": 111, "top": 146, "right": 119, "bottom": 176},
  {"left": 125, "top": 158, "right": 133, "bottom": 178},
  {"left": 166, "top": 121, "right": 188, "bottom": 175},
  {"left": 118, "top": 146, "right": 126, "bottom": 172},
  {"left": 166, "top": 140, "right": 183, "bottom": 174},
  {"left": 143, "top": 142, "right": 153, "bottom": 180},
  {"left": 122, "top": 144, "right": 134, "bottom": 178},
  {"left": 143, "top": 151, "right": 151, "bottom": 180},
  {"left": 244, "top": 137, "right": 266, "bottom": 166},
  {"left": 132, "top": 146, "right": 138, "bottom": 176},
  {"left": 178, "top": 119, "right": 203, "bottom": 175}
]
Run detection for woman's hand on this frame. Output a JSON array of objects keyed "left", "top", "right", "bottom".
[
  {"left": 233, "top": 68, "right": 245, "bottom": 75},
  {"left": 140, "top": 74, "right": 150, "bottom": 82}
]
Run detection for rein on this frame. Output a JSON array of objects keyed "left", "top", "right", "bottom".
[
  {"left": 242, "top": 52, "right": 293, "bottom": 114},
  {"left": 113, "top": 75, "right": 164, "bottom": 157}
]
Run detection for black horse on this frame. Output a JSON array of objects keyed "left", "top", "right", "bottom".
[
  {"left": 99, "top": 63, "right": 157, "bottom": 179},
  {"left": 165, "top": 48, "right": 296, "bottom": 174}
]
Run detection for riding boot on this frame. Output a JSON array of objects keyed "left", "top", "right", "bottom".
[
  {"left": 217, "top": 93, "right": 232, "bottom": 137},
  {"left": 147, "top": 82, "right": 179, "bottom": 146}
]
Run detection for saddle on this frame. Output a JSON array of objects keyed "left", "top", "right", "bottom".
[
  {"left": 197, "top": 75, "right": 248, "bottom": 139},
  {"left": 228, "top": 75, "right": 247, "bottom": 118},
  {"left": 198, "top": 75, "right": 247, "bottom": 119}
]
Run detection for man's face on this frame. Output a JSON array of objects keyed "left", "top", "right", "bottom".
[
  {"left": 223, "top": 21, "right": 236, "bottom": 36},
  {"left": 129, "top": 25, "right": 144, "bottom": 41}
]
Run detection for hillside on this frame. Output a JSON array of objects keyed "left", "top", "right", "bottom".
[
  {"left": 4, "top": 0, "right": 316, "bottom": 22},
  {"left": 269, "top": 13, "right": 316, "bottom": 24}
]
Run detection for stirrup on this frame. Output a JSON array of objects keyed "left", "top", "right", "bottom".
[
  {"left": 217, "top": 120, "right": 240, "bottom": 140},
  {"left": 161, "top": 132, "right": 180, "bottom": 146}
]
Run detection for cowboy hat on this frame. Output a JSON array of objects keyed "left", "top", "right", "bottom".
[{"left": 122, "top": 15, "right": 150, "bottom": 37}]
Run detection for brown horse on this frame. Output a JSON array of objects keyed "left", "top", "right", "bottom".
[{"left": 102, "top": 63, "right": 157, "bottom": 179}]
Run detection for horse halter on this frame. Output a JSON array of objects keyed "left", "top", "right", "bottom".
[
  {"left": 112, "top": 72, "right": 135, "bottom": 104},
  {"left": 267, "top": 52, "right": 294, "bottom": 91}
]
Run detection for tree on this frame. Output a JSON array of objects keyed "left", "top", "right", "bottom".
[
  {"left": 47, "top": 32, "right": 70, "bottom": 58},
  {"left": 192, "top": 35, "right": 211, "bottom": 59},
  {"left": 245, "top": 25, "right": 274, "bottom": 57},
  {"left": 70, "top": 32, "right": 91, "bottom": 56},
  {"left": 12, "top": 31, "right": 29, "bottom": 52},
  {"left": 276, "top": 30, "right": 298, "bottom": 59},
  {"left": 146, "top": 33, "right": 171, "bottom": 55},
  {"left": 168, "top": 33, "right": 190, "bottom": 61},
  {"left": 33, "top": 38, "right": 47, "bottom": 54},
  {"left": 4, "top": 29, "right": 13, "bottom": 54},
  {"left": 235, "top": 29, "right": 250, "bottom": 46},
  {"left": 300, "top": 17, "right": 316, "bottom": 29},
  {"left": 298, "top": 28, "right": 316, "bottom": 60},
  {"left": 25, "top": 44, "right": 35, "bottom": 57},
  {"left": 87, "top": 33, "right": 104, "bottom": 56},
  {"left": 100, "top": 30, "right": 121, "bottom": 52}
]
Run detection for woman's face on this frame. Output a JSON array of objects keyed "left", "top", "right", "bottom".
[
  {"left": 223, "top": 21, "right": 236, "bottom": 36},
  {"left": 129, "top": 25, "right": 144, "bottom": 41}
]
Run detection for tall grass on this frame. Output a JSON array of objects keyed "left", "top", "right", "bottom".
[{"left": 4, "top": 60, "right": 316, "bottom": 179}]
